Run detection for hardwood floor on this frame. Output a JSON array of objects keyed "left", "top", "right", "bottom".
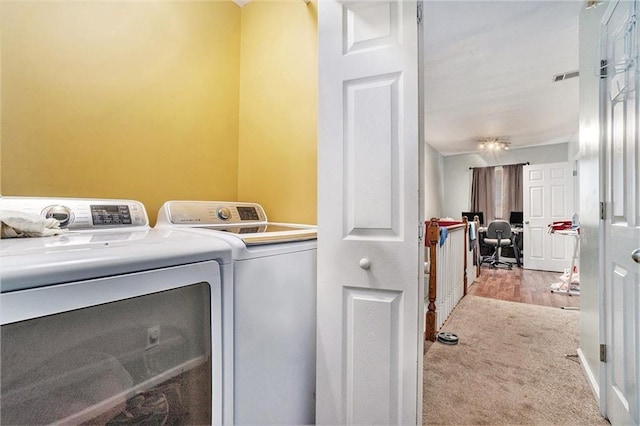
[{"left": 467, "top": 265, "right": 580, "bottom": 309}]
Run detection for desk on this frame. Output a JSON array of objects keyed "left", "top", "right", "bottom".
[
  {"left": 549, "top": 229, "right": 580, "bottom": 296},
  {"left": 478, "top": 227, "right": 523, "bottom": 267}
]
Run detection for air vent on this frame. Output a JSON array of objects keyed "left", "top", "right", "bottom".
[{"left": 553, "top": 70, "right": 580, "bottom": 82}]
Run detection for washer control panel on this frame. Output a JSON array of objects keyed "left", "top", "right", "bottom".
[
  {"left": 1, "top": 197, "right": 148, "bottom": 230},
  {"left": 161, "top": 201, "right": 267, "bottom": 226}
]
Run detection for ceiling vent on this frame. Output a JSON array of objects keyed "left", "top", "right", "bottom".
[{"left": 553, "top": 70, "right": 580, "bottom": 82}]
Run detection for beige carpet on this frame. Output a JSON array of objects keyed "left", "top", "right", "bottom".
[{"left": 423, "top": 295, "right": 608, "bottom": 425}]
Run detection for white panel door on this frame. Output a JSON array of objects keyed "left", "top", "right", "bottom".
[
  {"left": 523, "top": 162, "right": 574, "bottom": 272},
  {"left": 602, "top": 1, "right": 640, "bottom": 424},
  {"left": 317, "top": 1, "right": 424, "bottom": 425}
]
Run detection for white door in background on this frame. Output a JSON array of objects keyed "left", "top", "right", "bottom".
[
  {"left": 316, "top": 1, "right": 424, "bottom": 424},
  {"left": 523, "top": 162, "right": 574, "bottom": 272},
  {"left": 602, "top": 1, "right": 639, "bottom": 423}
]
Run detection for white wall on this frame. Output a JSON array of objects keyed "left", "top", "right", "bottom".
[
  {"left": 424, "top": 143, "right": 444, "bottom": 220},
  {"left": 441, "top": 143, "right": 570, "bottom": 219},
  {"left": 578, "top": 2, "right": 606, "bottom": 404}
]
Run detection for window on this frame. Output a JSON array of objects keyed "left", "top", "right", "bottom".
[
  {"left": 471, "top": 164, "right": 523, "bottom": 222},
  {"left": 494, "top": 166, "right": 503, "bottom": 219}
]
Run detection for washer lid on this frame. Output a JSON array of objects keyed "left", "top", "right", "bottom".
[
  {"left": 194, "top": 223, "right": 317, "bottom": 245},
  {"left": 157, "top": 201, "right": 317, "bottom": 245}
]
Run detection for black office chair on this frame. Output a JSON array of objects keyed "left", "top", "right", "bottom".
[{"left": 481, "top": 220, "right": 513, "bottom": 269}]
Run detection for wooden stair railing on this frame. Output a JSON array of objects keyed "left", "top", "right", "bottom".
[{"left": 424, "top": 217, "right": 469, "bottom": 342}]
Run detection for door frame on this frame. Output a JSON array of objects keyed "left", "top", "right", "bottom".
[
  {"left": 598, "top": 4, "right": 608, "bottom": 414},
  {"left": 598, "top": 0, "right": 639, "bottom": 420}
]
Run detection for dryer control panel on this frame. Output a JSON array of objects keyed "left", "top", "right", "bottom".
[{"left": 0, "top": 197, "right": 149, "bottom": 230}]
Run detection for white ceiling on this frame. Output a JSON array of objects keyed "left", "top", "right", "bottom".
[{"left": 424, "top": 0, "right": 584, "bottom": 156}]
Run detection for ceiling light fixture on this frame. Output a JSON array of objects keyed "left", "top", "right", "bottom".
[{"left": 478, "top": 138, "right": 511, "bottom": 151}]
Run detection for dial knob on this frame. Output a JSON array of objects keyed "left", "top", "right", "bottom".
[
  {"left": 43, "top": 205, "right": 73, "bottom": 227},
  {"left": 217, "top": 207, "right": 231, "bottom": 221}
]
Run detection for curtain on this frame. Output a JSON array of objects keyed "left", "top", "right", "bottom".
[
  {"left": 471, "top": 167, "right": 495, "bottom": 222},
  {"left": 502, "top": 164, "right": 524, "bottom": 220}
]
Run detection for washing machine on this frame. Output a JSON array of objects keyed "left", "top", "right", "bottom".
[
  {"left": 156, "top": 200, "right": 317, "bottom": 425},
  {"left": 0, "top": 197, "right": 233, "bottom": 425}
]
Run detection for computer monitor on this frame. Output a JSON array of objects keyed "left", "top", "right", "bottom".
[
  {"left": 509, "top": 211, "right": 524, "bottom": 226},
  {"left": 461, "top": 211, "right": 484, "bottom": 225}
]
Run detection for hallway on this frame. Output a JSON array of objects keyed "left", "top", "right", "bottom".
[
  {"left": 423, "top": 293, "right": 605, "bottom": 425},
  {"left": 422, "top": 267, "right": 604, "bottom": 425}
]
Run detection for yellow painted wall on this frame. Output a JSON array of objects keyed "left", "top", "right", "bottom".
[
  {"left": 238, "top": 0, "right": 318, "bottom": 224},
  {"left": 1, "top": 0, "right": 318, "bottom": 225},
  {"left": 1, "top": 1, "right": 241, "bottom": 225}
]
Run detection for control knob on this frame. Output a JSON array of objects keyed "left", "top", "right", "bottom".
[
  {"left": 43, "top": 205, "right": 73, "bottom": 227},
  {"left": 217, "top": 207, "right": 231, "bottom": 221}
]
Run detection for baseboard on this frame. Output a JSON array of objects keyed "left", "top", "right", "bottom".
[{"left": 577, "top": 348, "right": 600, "bottom": 401}]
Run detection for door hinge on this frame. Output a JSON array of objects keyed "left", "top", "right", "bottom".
[
  {"left": 418, "top": 223, "right": 424, "bottom": 241},
  {"left": 600, "top": 344, "right": 607, "bottom": 363},
  {"left": 600, "top": 201, "right": 607, "bottom": 220},
  {"left": 417, "top": 2, "right": 423, "bottom": 24},
  {"left": 600, "top": 59, "right": 608, "bottom": 79}
]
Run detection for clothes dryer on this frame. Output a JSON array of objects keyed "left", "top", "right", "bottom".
[
  {"left": 156, "top": 200, "right": 317, "bottom": 425},
  {"left": 0, "top": 197, "right": 232, "bottom": 425}
]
